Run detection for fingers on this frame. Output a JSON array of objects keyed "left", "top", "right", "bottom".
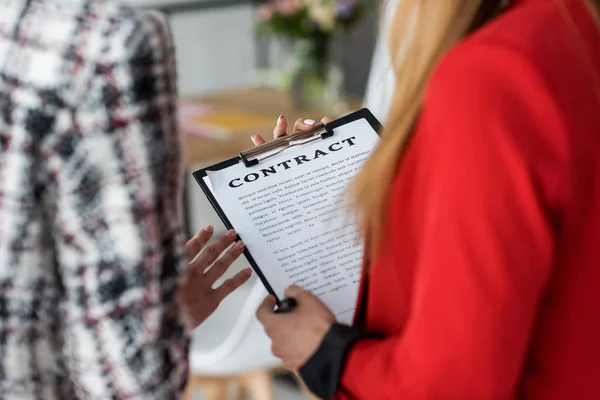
[
  {"left": 194, "top": 229, "right": 237, "bottom": 270},
  {"left": 274, "top": 115, "right": 288, "bottom": 139},
  {"left": 254, "top": 115, "right": 332, "bottom": 146},
  {"left": 256, "top": 294, "right": 278, "bottom": 323},
  {"left": 185, "top": 225, "right": 214, "bottom": 261},
  {"left": 284, "top": 285, "right": 305, "bottom": 299},
  {"left": 204, "top": 240, "right": 246, "bottom": 285},
  {"left": 293, "top": 117, "right": 333, "bottom": 132},
  {"left": 252, "top": 115, "right": 288, "bottom": 146},
  {"left": 294, "top": 118, "right": 316, "bottom": 132},
  {"left": 214, "top": 267, "right": 252, "bottom": 301},
  {"left": 252, "top": 134, "right": 266, "bottom": 146}
]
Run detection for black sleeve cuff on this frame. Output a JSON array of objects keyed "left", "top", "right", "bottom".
[{"left": 299, "top": 323, "right": 363, "bottom": 400}]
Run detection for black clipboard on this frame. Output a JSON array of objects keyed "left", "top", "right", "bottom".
[{"left": 192, "top": 108, "right": 382, "bottom": 306}]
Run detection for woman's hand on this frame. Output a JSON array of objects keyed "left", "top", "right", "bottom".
[
  {"left": 251, "top": 115, "right": 333, "bottom": 145},
  {"left": 177, "top": 226, "right": 252, "bottom": 332},
  {"left": 256, "top": 285, "right": 336, "bottom": 370}
]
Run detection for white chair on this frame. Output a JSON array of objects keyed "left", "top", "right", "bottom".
[{"left": 185, "top": 274, "right": 283, "bottom": 400}]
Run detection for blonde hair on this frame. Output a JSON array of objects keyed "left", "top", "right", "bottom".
[{"left": 351, "top": 0, "right": 600, "bottom": 250}]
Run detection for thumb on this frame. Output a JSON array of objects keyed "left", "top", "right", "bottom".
[{"left": 284, "top": 285, "right": 306, "bottom": 298}]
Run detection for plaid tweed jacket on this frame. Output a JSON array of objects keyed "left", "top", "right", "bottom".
[{"left": 0, "top": 0, "right": 189, "bottom": 398}]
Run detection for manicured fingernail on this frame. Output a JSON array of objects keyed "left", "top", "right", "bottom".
[
  {"left": 204, "top": 225, "right": 214, "bottom": 232},
  {"left": 226, "top": 229, "right": 237, "bottom": 238},
  {"left": 234, "top": 241, "right": 245, "bottom": 250},
  {"left": 277, "top": 115, "right": 283, "bottom": 124},
  {"left": 304, "top": 119, "right": 316, "bottom": 125}
]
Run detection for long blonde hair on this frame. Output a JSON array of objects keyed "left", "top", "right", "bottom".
[{"left": 351, "top": 0, "right": 600, "bottom": 250}]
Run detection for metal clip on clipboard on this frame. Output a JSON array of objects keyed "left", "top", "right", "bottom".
[{"left": 239, "top": 122, "right": 334, "bottom": 167}]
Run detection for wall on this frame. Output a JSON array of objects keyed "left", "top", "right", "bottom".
[{"left": 168, "top": 6, "right": 258, "bottom": 96}]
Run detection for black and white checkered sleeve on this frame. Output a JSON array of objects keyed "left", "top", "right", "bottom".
[{"left": 41, "top": 10, "right": 189, "bottom": 399}]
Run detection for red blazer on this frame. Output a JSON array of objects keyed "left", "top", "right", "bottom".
[{"left": 300, "top": 0, "right": 600, "bottom": 398}]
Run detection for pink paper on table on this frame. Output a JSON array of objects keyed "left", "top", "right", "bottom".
[
  {"left": 178, "top": 101, "right": 227, "bottom": 139},
  {"left": 178, "top": 100, "right": 274, "bottom": 139},
  {"left": 178, "top": 102, "right": 213, "bottom": 118}
]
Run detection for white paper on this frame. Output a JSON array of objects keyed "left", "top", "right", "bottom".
[{"left": 206, "top": 119, "right": 379, "bottom": 325}]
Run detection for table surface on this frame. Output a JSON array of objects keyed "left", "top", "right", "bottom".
[{"left": 181, "top": 87, "right": 363, "bottom": 167}]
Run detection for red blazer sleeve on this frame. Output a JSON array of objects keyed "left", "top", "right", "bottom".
[{"left": 338, "top": 43, "right": 563, "bottom": 399}]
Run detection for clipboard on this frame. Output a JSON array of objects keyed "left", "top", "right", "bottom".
[{"left": 192, "top": 108, "right": 382, "bottom": 306}]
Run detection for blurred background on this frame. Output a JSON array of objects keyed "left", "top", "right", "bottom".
[
  {"left": 126, "top": 0, "right": 377, "bottom": 98},
  {"left": 120, "top": 1, "right": 389, "bottom": 398}
]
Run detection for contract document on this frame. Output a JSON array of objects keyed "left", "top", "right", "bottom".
[{"left": 193, "top": 109, "right": 381, "bottom": 325}]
